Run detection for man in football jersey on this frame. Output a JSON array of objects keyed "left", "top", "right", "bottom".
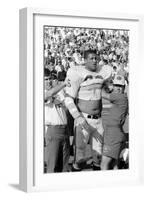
[{"left": 64, "top": 49, "right": 112, "bottom": 171}]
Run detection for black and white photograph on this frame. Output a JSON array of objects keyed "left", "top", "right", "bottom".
[
  {"left": 0, "top": 0, "right": 146, "bottom": 196},
  {"left": 43, "top": 26, "right": 129, "bottom": 173},
  {"left": 19, "top": 8, "right": 144, "bottom": 192}
]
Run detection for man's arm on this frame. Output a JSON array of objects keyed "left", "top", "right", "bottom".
[
  {"left": 64, "top": 95, "right": 90, "bottom": 130},
  {"left": 64, "top": 95, "right": 81, "bottom": 119},
  {"left": 64, "top": 68, "right": 89, "bottom": 129},
  {"left": 102, "top": 89, "right": 111, "bottom": 101},
  {"left": 64, "top": 68, "right": 82, "bottom": 119},
  {"left": 45, "top": 82, "right": 66, "bottom": 101}
]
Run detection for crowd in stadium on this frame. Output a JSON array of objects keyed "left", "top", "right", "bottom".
[{"left": 44, "top": 26, "right": 129, "bottom": 83}]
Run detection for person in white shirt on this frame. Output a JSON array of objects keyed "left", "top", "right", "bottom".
[{"left": 44, "top": 70, "right": 70, "bottom": 173}]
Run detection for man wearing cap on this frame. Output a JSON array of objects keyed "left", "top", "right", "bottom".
[
  {"left": 101, "top": 75, "right": 128, "bottom": 170},
  {"left": 44, "top": 70, "right": 71, "bottom": 173},
  {"left": 64, "top": 49, "right": 112, "bottom": 171}
]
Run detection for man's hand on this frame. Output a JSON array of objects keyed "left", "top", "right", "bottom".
[
  {"left": 53, "top": 98, "right": 61, "bottom": 105},
  {"left": 64, "top": 78, "right": 71, "bottom": 87},
  {"left": 91, "top": 129, "right": 103, "bottom": 144},
  {"left": 75, "top": 116, "right": 90, "bottom": 130}
]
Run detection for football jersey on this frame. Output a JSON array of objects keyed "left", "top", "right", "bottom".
[
  {"left": 65, "top": 65, "right": 112, "bottom": 101},
  {"left": 45, "top": 90, "right": 67, "bottom": 125}
]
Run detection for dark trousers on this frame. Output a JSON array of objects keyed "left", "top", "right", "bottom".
[{"left": 44, "top": 125, "right": 70, "bottom": 173}]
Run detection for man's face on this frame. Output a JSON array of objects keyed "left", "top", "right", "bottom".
[
  {"left": 85, "top": 53, "right": 97, "bottom": 72},
  {"left": 44, "top": 77, "right": 52, "bottom": 90}
]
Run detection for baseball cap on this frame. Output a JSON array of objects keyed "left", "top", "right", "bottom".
[{"left": 113, "top": 75, "right": 125, "bottom": 86}]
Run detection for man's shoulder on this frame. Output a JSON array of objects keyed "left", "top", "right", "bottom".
[
  {"left": 99, "top": 65, "right": 112, "bottom": 80},
  {"left": 100, "top": 65, "right": 112, "bottom": 74},
  {"left": 67, "top": 65, "right": 85, "bottom": 77},
  {"left": 66, "top": 66, "right": 84, "bottom": 82},
  {"left": 74, "top": 65, "right": 85, "bottom": 72}
]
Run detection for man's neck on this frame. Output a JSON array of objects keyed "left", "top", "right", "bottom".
[
  {"left": 97, "top": 65, "right": 102, "bottom": 73},
  {"left": 85, "top": 66, "right": 96, "bottom": 72}
]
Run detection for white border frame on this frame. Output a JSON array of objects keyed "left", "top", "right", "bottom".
[{"left": 19, "top": 7, "right": 144, "bottom": 192}]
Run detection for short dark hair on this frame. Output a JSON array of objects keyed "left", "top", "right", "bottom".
[
  {"left": 83, "top": 49, "right": 97, "bottom": 59},
  {"left": 51, "top": 73, "right": 57, "bottom": 80},
  {"left": 44, "top": 68, "right": 50, "bottom": 77}
]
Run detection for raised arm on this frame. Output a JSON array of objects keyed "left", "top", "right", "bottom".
[
  {"left": 64, "top": 68, "right": 89, "bottom": 129},
  {"left": 45, "top": 82, "right": 66, "bottom": 101}
]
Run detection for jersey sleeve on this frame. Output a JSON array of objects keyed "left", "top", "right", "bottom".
[
  {"left": 102, "top": 65, "right": 112, "bottom": 80},
  {"left": 65, "top": 68, "right": 82, "bottom": 98}
]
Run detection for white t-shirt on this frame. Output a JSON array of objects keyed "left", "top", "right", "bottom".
[{"left": 45, "top": 90, "right": 67, "bottom": 125}]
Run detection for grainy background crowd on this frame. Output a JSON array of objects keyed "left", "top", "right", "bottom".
[{"left": 44, "top": 27, "right": 129, "bottom": 83}]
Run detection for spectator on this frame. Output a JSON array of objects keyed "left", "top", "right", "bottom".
[
  {"left": 44, "top": 71, "right": 70, "bottom": 173},
  {"left": 101, "top": 75, "right": 128, "bottom": 170},
  {"left": 57, "top": 65, "right": 67, "bottom": 82}
]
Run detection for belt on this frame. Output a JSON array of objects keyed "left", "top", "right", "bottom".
[
  {"left": 87, "top": 114, "right": 101, "bottom": 119},
  {"left": 46, "top": 124, "right": 67, "bottom": 128}
]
